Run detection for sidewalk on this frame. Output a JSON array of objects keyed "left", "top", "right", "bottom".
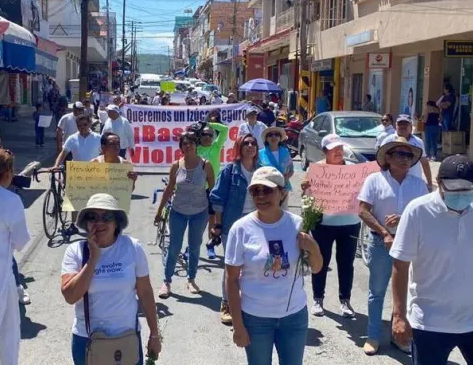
[{"left": 0, "top": 115, "right": 57, "bottom": 174}]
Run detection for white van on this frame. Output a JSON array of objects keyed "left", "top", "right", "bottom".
[{"left": 135, "top": 74, "right": 161, "bottom": 96}]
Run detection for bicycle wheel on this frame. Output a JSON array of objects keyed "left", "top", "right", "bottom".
[
  {"left": 42, "top": 189, "right": 58, "bottom": 239},
  {"left": 160, "top": 209, "right": 170, "bottom": 267},
  {"left": 358, "top": 222, "right": 370, "bottom": 267},
  {"left": 57, "top": 181, "right": 68, "bottom": 224}
]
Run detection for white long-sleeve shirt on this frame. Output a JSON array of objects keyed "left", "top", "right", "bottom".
[{"left": 102, "top": 116, "right": 135, "bottom": 150}]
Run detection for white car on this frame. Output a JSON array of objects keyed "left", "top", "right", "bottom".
[{"left": 194, "top": 81, "right": 207, "bottom": 91}]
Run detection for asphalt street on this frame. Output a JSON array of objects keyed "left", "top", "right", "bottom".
[{"left": 15, "top": 168, "right": 465, "bottom": 365}]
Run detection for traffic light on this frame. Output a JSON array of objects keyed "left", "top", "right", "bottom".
[{"left": 242, "top": 50, "right": 247, "bottom": 68}]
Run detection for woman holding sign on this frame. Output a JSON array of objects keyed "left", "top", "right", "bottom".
[
  {"left": 300, "top": 134, "right": 361, "bottom": 319},
  {"left": 155, "top": 132, "right": 214, "bottom": 298},
  {"left": 357, "top": 136, "right": 428, "bottom": 355}
]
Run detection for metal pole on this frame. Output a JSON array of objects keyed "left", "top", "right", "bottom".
[
  {"left": 121, "top": 0, "right": 126, "bottom": 92},
  {"left": 106, "top": 0, "right": 112, "bottom": 91},
  {"left": 231, "top": 0, "right": 238, "bottom": 93},
  {"left": 130, "top": 21, "right": 134, "bottom": 80},
  {"left": 79, "top": 0, "right": 89, "bottom": 100}
]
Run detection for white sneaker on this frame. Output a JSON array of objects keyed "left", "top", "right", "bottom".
[
  {"left": 340, "top": 300, "right": 355, "bottom": 318},
  {"left": 311, "top": 298, "right": 324, "bottom": 316},
  {"left": 17, "top": 285, "right": 31, "bottom": 305}
]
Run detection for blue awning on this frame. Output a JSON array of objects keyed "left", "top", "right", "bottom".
[{"left": 0, "top": 17, "right": 36, "bottom": 73}]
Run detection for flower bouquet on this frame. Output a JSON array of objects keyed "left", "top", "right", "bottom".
[{"left": 299, "top": 195, "right": 324, "bottom": 275}]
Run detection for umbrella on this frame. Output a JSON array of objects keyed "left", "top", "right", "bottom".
[{"left": 238, "top": 78, "right": 282, "bottom": 93}]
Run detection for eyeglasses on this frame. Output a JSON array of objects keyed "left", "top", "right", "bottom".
[
  {"left": 388, "top": 151, "right": 414, "bottom": 160},
  {"left": 266, "top": 133, "right": 281, "bottom": 138},
  {"left": 83, "top": 211, "right": 116, "bottom": 223},
  {"left": 242, "top": 141, "right": 257, "bottom": 147},
  {"left": 249, "top": 185, "right": 277, "bottom": 197}
]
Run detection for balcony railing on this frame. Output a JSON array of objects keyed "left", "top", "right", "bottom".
[{"left": 276, "top": 8, "right": 295, "bottom": 32}]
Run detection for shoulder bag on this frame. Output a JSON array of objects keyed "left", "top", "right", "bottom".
[{"left": 82, "top": 241, "right": 140, "bottom": 365}]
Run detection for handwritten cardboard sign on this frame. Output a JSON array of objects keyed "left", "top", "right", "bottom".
[
  {"left": 63, "top": 161, "right": 133, "bottom": 212},
  {"left": 307, "top": 161, "right": 380, "bottom": 214},
  {"left": 38, "top": 115, "right": 52, "bottom": 128}
]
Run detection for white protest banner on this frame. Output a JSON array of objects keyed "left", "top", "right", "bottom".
[
  {"left": 38, "top": 115, "right": 52, "bottom": 128},
  {"left": 124, "top": 103, "right": 251, "bottom": 168},
  {"left": 306, "top": 161, "right": 380, "bottom": 214}
]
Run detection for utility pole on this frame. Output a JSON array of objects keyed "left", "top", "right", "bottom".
[
  {"left": 106, "top": 0, "right": 112, "bottom": 91},
  {"left": 231, "top": 0, "right": 238, "bottom": 93},
  {"left": 79, "top": 0, "right": 89, "bottom": 100},
  {"left": 130, "top": 21, "right": 134, "bottom": 79},
  {"left": 121, "top": 0, "right": 126, "bottom": 92},
  {"left": 298, "top": 0, "right": 309, "bottom": 120}
]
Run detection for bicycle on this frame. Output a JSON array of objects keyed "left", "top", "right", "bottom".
[
  {"left": 150, "top": 177, "right": 187, "bottom": 271},
  {"left": 356, "top": 222, "right": 370, "bottom": 267},
  {"left": 34, "top": 167, "right": 72, "bottom": 241}
]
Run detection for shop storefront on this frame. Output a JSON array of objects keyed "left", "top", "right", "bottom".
[{"left": 35, "top": 36, "right": 59, "bottom": 105}]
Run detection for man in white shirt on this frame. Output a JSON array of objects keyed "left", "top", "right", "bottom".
[
  {"left": 56, "top": 101, "right": 85, "bottom": 155},
  {"left": 51, "top": 115, "right": 101, "bottom": 235},
  {"left": 92, "top": 89, "right": 100, "bottom": 116},
  {"left": 238, "top": 107, "right": 267, "bottom": 149},
  {"left": 390, "top": 155, "right": 473, "bottom": 365},
  {"left": 375, "top": 114, "right": 395, "bottom": 150},
  {"left": 358, "top": 136, "right": 429, "bottom": 355},
  {"left": 152, "top": 90, "right": 163, "bottom": 105},
  {"left": 102, "top": 104, "right": 135, "bottom": 158},
  {"left": 211, "top": 90, "right": 223, "bottom": 105},
  {"left": 381, "top": 114, "right": 433, "bottom": 191}
]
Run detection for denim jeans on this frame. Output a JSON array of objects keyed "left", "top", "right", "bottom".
[
  {"left": 412, "top": 329, "right": 473, "bottom": 365},
  {"left": 71, "top": 333, "right": 143, "bottom": 365},
  {"left": 221, "top": 233, "right": 228, "bottom": 302},
  {"left": 424, "top": 125, "right": 440, "bottom": 158},
  {"left": 242, "top": 307, "right": 308, "bottom": 365},
  {"left": 35, "top": 126, "right": 44, "bottom": 145},
  {"left": 164, "top": 208, "right": 209, "bottom": 282},
  {"left": 311, "top": 224, "right": 360, "bottom": 301},
  {"left": 12, "top": 258, "right": 21, "bottom": 287},
  {"left": 366, "top": 233, "right": 393, "bottom": 341}
]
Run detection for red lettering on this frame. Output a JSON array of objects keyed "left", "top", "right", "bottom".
[
  {"left": 142, "top": 126, "right": 156, "bottom": 142},
  {"left": 143, "top": 146, "right": 150, "bottom": 164},
  {"left": 130, "top": 146, "right": 141, "bottom": 164},
  {"left": 151, "top": 149, "right": 163, "bottom": 164},
  {"left": 133, "top": 127, "right": 140, "bottom": 144},
  {"left": 172, "top": 127, "right": 184, "bottom": 141},
  {"left": 225, "top": 148, "right": 234, "bottom": 162},
  {"left": 229, "top": 127, "right": 238, "bottom": 141},
  {"left": 158, "top": 128, "right": 171, "bottom": 142}
]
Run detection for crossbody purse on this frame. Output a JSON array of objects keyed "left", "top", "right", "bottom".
[{"left": 82, "top": 241, "right": 140, "bottom": 365}]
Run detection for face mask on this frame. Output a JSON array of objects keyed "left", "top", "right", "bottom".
[{"left": 443, "top": 190, "right": 473, "bottom": 211}]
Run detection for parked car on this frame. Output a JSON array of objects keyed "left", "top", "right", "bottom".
[
  {"left": 298, "top": 111, "right": 383, "bottom": 170},
  {"left": 202, "top": 84, "right": 221, "bottom": 95},
  {"left": 194, "top": 81, "right": 207, "bottom": 91}
]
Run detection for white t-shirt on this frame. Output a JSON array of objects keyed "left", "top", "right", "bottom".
[
  {"left": 0, "top": 187, "right": 30, "bottom": 296},
  {"left": 357, "top": 170, "right": 428, "bottom": 234},
  {"left": 271, "top": 150, "right": 279, "bottom": 163},
  {"left": 238, "top": 121, "right": 268, "bottom": 149},
  {"left": 61, "top": 235, "right": 149, "bottom": 337},
  {"left": 102, "top": 116, "right": 135, "bottom": 150},
  {"left": 98, "top": 110, "right": 108, "bottom": 125},
  {"left": 225, "top": 211, "right": 306, "bottom": 318},
  {"left": 241, "top": 166, "right": 255, "bottom": 214},
  {"left": 390, "top": 191, "right": 473, "bottom": 334},
  {"left": 58, "top": 112, "right": 78, "bottom": 141},
  {"left": 63, "top": 132, "right": 101, "bottom": 161},
  {"left": 152, "top": 96, "right": 161, "bottom": 105},
  {"left": 381, "top": 133, "right": 426, "bottom": 179},
  {"left": 375, "top": 125, "right": 395, "bottom": 150}
]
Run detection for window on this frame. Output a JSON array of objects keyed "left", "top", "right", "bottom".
[
  {"left": 312, "top": 115, "right": 326, "bottom": 130},
  {"left": 320, "top": 117, "right": 332, "bottom": 133},
  {"left": 334, "top": 117, "right": 383, "bottom": 137},
  {"left": 42, "top": 0, "right": 48, "bottom": 21}
]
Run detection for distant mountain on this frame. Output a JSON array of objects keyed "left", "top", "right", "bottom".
[{"left": 138, "top": 54, "right": 171, "bottom": 75}]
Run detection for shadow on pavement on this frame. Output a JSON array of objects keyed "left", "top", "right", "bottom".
[
  {"left": 131, "top": 194, "right": 149, "bottom": 200},
  {"left": 48, "top": 235, "right": 83, "bottom": 248},
  {"left": 20, "top": 305, "right": 47, "bottom": 340},
  {"left": 16, "top": 188, "right": 46, "bottom": 209},
  {"left": 171, "top": 291, "right": 221, "bottom": 313},
  {"left": 306, "top": 327, "right": 323, "bottom": 347},
  {"left": 324, "top": 310, "right": 411, "bottom": 363},
  {"left": 138, "top": 301, "right": 174, "bottom": 319}
]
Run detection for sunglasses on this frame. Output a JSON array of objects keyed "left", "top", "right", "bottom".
[
  {"left": 388, "top": 151, "right": 414, "bottom": 160},
  {"left": 249, "top": 185, "right": 277, "bottom": 197},
  {"left": 201, "top": 133, "right": 214, "bottom": 138},
  {"left": 382, "top": 118, "right": 389, "bottom": 122},
  {"left": 106, "top": 141, "right": 120, "bottom": 147},
  {"left": 266, "top": 133, "right": 281, "bottom": 138},
  {"left": 83, "top": 211, "right": 116, "bottom": 223},
  {"left": 242, "top": 140, "right": 257, "bottom": 147}
]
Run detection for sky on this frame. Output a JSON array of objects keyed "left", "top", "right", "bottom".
[{"left": 108, "top": 0, "right": 208, "bottom": 55}]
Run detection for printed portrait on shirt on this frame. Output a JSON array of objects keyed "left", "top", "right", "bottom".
[{"left": 264, "top": 240, "right": 290, "bottom": 278}]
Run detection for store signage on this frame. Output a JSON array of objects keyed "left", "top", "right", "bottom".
[
  {"left": 346, "top": 30, "right": 375, "bottom": 47},
  {"left": 367, "top": 53, "right": 391, "bottom": 69},
  {"left": 444, "top": 40, "right": 473, "bottom": 58},
  {"left": 311, "top": 59, "right": 333, "bottom": 72}
]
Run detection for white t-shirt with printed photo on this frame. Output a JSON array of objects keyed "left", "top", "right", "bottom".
[
  {"left": 61, "top": 235, "right": 149, "bottom": 338},
  {"left": 225, "top": 211, "right": 306, "bottom": 318}
]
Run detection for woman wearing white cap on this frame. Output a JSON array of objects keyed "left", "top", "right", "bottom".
[
  {"left": 301, "top": 134, "right": 361, "bottom": 319},
  {"left": 102, "top": 104, "right": 135, "bottom": 159},
  {"left": 61, "top": 193, "right": 161, "bottom": 364},
  {"left": 226, "top": 166, "right": 323, "bottom": 365},
  {"left": 358, "top": 137, "right": 428, "bottom": 355},
  {"left": 259, "top": 127, "right": 294, "bottom": 200}
]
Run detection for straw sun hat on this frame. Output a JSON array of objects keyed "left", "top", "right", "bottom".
[{"left": 376, "top": 136, "right": 422, "bottom": 168}]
